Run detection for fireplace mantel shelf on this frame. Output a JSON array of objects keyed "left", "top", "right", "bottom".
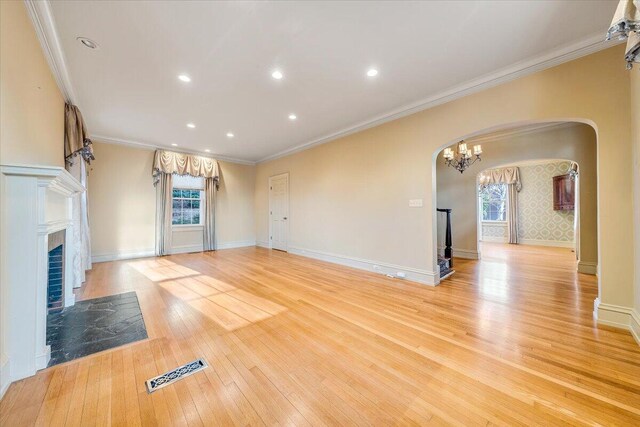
[{"left": 0, "top": 164, "right": 85, "bottom": 195}]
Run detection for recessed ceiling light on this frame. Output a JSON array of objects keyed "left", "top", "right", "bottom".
[
  {"left": 171, "top": 143, "right": 178, "bottom": 147},
  {"left": 271, "top": 70, "right": 283, "bottom": 80},
  {"left": 367, "top": 68, "right": 378, "bottom": 77},
  {"left": 205, "top": 149, "right": 211, "bottom": 153},
  {"left": 77, "top": 37, "right": 99, "bottom": 49},
  {"left": 187, "top": 123, "right": 196, "bottom": 128},
  {"left": 226, "top": 132, "right": 234, "bottom": 138},
  {"left": 177, "top": 74, "right": 191, "bottom": 83},
  {"left": 288, "top": 114, "right": 297, "bottom": 120}
]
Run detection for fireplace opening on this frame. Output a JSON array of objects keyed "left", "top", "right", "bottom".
[{"left": 47, "top": 230, "right": 65, "bottom": 313}]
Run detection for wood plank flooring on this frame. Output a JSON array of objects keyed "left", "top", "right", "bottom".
[{"left": 1, "top": 243, "right": 639, "bottom": 425}]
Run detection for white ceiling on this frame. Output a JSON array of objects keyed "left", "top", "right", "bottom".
[{"left": 47, "top": 1, "right": 617, "bottom": 163}]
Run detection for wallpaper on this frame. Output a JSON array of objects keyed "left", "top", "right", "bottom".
[
  {"left": 481, "top": 161, "right": 575, "bottom": 243},
  {"left": 482, "top": 223, "right": 507, "bottom": 238}
]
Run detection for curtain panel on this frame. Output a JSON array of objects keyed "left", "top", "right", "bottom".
[
  {"left": 155, "top": 173, "right": 173, "bottom": 256},
  {"left": 203, "top": 177, "right": 217, "bottom": 251},
  {"left": 153, "top": 150, "right": 219, "bottom": 187},
  {"left": 506, "top": 184, "right": 519, "bottom": 244},
  {"left": 64, "top": 103, "right": 94, "bottom": 285}
]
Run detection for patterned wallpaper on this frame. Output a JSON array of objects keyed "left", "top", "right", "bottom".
[
  {"left": 482, "top": 222, "right": 507, "bottom": 239},
  {"left": 481, "top": 161, "right": 575, "bottom": 243}
]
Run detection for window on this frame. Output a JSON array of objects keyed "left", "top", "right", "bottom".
[
  {"left": 172, "top": 175, "right": 204, "bottom": 225},
  {"left": 480, "top": 183, "right": 507, "bottom": 221}
]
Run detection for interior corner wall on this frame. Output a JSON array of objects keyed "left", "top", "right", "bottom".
[
  {"left": 0, "top": 1, "right": 66, "bottom": 398},
  {"left": 436, "top": 124, "right": 597, "bottom": 264},
  {"left": 88, "top": 141, "right": 256, "bottom": 261},
  {"left": 255, "top": 45, "right": 633, "bottom": 310},
  {"left": 0, "top": 1, "right": 65, "bottom": 168}
]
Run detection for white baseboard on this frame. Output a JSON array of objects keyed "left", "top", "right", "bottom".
[
  {"left": 92, "top": 249, "right": 155, "bottom": 263},
  {"left": 35, "top": 345, "right": 51, "bottom": 370},
  {"left": 631, "top": 310, "right": 640, "bottom": 345},
  {"left": 217, "top": 240, "right": 256, "bottom": 250},
  {"left": 595, "top": 300, "right": 640, "bottom": 346},
  {"left": 256, "top": 240, "right": 270, "bottom": 248},
  {"left": 0, "top": 353, "right": 10, "bottom": 400},
  {"left": 452, "top": 248, "right": 479, "bottom": 260},
  {"left": 481, "top": 237, "right": 574, "bottom": 248},
  {"left": 480, "top": 236, "right": 508, "bottom": 243},
  {"left": 519, "top": 239, "right": 574, "bottom": 248},
  {"left": 92, "top": 241, "right": 259, "bottom": 263},
  {"left": 577, "top": 261, "right": 598, "bottom": 275},
  {"left": 287, "top": 245, "right": 439, "bottom": 286}
]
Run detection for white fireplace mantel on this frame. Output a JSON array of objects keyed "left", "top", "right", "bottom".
[{"left": 0, "top": 164, "right": 84, "bottom": 397}]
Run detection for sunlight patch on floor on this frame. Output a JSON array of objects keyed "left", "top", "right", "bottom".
[{"left": 127, "top": 259, "right": 286, "bottom": 331}]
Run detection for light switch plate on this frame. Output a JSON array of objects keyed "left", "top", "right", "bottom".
[{"left": 409, "top": 199, "right": 423, "bottom": 207}]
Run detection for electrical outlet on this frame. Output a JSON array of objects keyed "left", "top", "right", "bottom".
[{"left": 409, "top": 199, "right": 423, "bottom": 207}]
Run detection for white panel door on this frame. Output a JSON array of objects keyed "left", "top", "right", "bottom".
[{"left": 269, "top": 173, "right": 289, "bottom": 251}]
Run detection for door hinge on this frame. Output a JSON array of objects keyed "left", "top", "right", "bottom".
[
  {"left": 270, "top": 236, "right": 272, "bottom": 240},
  {"left": 270, "top": 186, "right": 272, "bottom": 190}
]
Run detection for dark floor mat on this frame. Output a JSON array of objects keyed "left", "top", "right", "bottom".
[{"left": 46, "top": 291, "right": 148, "bottom": 367}]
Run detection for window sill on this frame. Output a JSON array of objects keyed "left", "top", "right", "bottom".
[{"left": 481, "top": 220, "right": 507, "bottom": 225}]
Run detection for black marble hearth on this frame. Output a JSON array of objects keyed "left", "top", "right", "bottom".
[{"left": 46, "top": 291, "right": 148, "bottom": 367}]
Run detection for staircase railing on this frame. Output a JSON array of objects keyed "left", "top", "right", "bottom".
[{"left": 436, "top": 208, "right": 452, "bottom": 268}]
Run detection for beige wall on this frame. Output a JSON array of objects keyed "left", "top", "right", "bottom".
[
  {"left": 89, "top": 141, "right": 256, "bottom": 259},
  {"left": 437, "top": 124, "right": 597, "bottom": 267},
  {"left": 256, "top": 46, "right": 634, "bottom": 313},
  {"left": 0, "top": 1, "right": 64, "bottom": 167}
]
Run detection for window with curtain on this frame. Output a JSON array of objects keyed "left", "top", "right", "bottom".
[
  {"left": 480, "top": 184, "right": 507, "bottom": 221},
  {"left": 172, "top": 174, "right": 204, "bottom": 225}
]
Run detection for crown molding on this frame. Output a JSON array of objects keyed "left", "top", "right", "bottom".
[
  {"left": 25, "top": 0, "right": 621, "bottom": 165},
  {"left": 91, "top": 135, "right": 256, "bottom": 166},
  {"left": 462, "top": 121, "right": 580, "bottom": 145},
  {"left": 24, "top": 0, "right": 76, "bottom": 103},
  {"left": 258, "top": 34, "right": 622, "bottom": 163}
]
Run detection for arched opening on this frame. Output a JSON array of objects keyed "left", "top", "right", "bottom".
[{"left": 430, "top": 120, "right": 599, "bottom": 299}]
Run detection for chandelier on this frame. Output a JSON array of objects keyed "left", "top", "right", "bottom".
[{"left": 443, "top": 141, "right": 482, "bottom": 173}]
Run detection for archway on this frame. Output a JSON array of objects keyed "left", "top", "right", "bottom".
[{"left": 430, "top": 119, "right": 600, "bottom": 297}]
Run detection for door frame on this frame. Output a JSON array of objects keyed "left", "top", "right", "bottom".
[{"left": 268, "top": 172, "right": 289, "bottom": 251}]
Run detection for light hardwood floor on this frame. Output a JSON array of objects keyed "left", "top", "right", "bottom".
[{"left": 1, "top": 243, "right": 639, "bottom": 425}]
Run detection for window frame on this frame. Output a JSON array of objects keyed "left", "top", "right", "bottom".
[
  {"left": 171, "top": 174, "right": 205, "bottom": 227},
  {"left": 172, "top": 188, "right": 204, "bottom": 227},
  {"left": 479, "top": 183, "right": 508, "bottom": 223}
]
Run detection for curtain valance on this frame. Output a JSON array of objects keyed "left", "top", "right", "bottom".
[
  {"left": 153, "top": 150, "right": 219, "bottom": 187},
  {"left": 64, "top": 103, "right": 95, "bottom": 165},
  {"left": 481, "top": 167, "right": 522, "bottom": 192},
  {"left": 607, "top": 0, "right": 640, "bottom": 68},
  {"left": 607, "top": 0, "right": 640, "bottom": 40}
]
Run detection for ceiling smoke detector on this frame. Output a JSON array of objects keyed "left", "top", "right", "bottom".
[{"left": 77, "top": 37, "right": 99, "bottom": 49}]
